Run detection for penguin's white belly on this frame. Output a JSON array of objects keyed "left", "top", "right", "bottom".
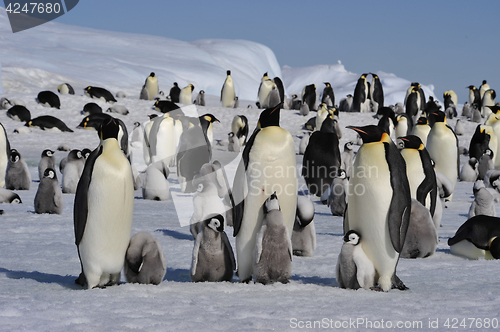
[
  {"left": 427, "top": 125, "right": 457, "bottom": 194},
  {"left": 450, "top": 240, "right": 494, "bottom": 260},
  {"left": 221, "top": 79, "right": 235, "bottom": 107},
  {"left": 0, "top": 134, "right": 7, "bottom": 187},
  {"left": 79, "top": 150, "right": 134, "bottom": 286},
  {"left": 152, "top": 118, "right": 176, "bottom": 165},
  {"left": 179, "top": 90, "right": 192, "bottom": 105},
  {"left": 145, "top": 78, "right": 158, "bottom": 101},
  {"left": 412, "top": 126, "right": 430, "bottom": 146},
  {"left": 347, "top": 143, "right": 398, "bottom": 288},
  {"left": 258, "top": 81, "right": 274, "bottom": 108},
  {"left": 402, "top": 150, "right": 426, "bottom": 200},
  {"left": 236, "top": 127, "right": 297, "bottom": 281}
]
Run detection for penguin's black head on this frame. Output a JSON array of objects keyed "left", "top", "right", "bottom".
[
  {"left": 319, "top": 116, "right": 336, "bottom": 134},
  {"left": 430, "top": 110, "right": 446, "bottom": 123},
  {"left": 227, "top": 70, "right": 231, "bottom": 75},
  {"left": 148, "top": 114, "right": 158, "bottom": 120},
  {"left": 487, "top": 89, "right": 497, "bottom": 99},
  {"left": 344, "top": 230, "right": 361, "bottom": 245},
  {"left": 99, "top": 118, "right": 120, "bottom": 141},
  {"left": 468, "top": 158, "right": 478, "bottom": 168},
  {"left": 263, "top": 192, "right": 280, "bottom": 214},
  {"left": 9, "top": 149, "right": 20, "bottom": 163},
  {"left": 258, "top": 103, "right": 282, "bottom": 128},
  {"left": 486, "top": 105, "right": 500, "bottom": 114},
  {"left": 344, "top": 141, "right": 353, "bottom": 151},
  {"left": 42, "top": 149, "right": 54, "bottom": 157},
  {"left": 68, "top": 149, "right": 83, "bottom": 161},
  {"left": 347, "top": 125, "right": 388, "bottom": 144},
  {"left": 398, "top": 135, "right": 424, "bottom": 150},
  {"left": 417, "top": 117, "right": 428, "bottom": 125},
  {"left": 205, "top": 214, "right": 224, "bottom": 233},
  {"left": 202, "top": 114, "right": 220, "bottom": 124},
  {"left": 482, "top": 80, "right": 488, "bottom": 85},
  {"left": 467, "top": 85, "right": 476, "bottom": 90},
  {"left": 189, "top": 84, "right": 195, "bottom": 91},
  {"left": 489, "top": 237, "right": 500, "bottom": 259},
  {"left": 173, "top": 82, "right": 178, "bottom": 87},
  {"left": 324, "top": 82, "right": 330, "bottom": 86},
  {"left": 81, "top": 148, "right": 92, "bottom": 159},
  {"left": 263, "top": 72, "right": 268, "bottom": 77},
  {"left": 150, "top": 72, "right": 155, "bottom": 77},
  {"left": 43, "top": 168, "right": 56, "bottom": 179}
]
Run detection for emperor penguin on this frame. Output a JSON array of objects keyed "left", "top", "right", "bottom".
[
  {"left": 302, "top": 116, "right": 341, "bottom": 197},
  {"left": 454, "top": 118, "right": 465, "bottom": 136},
  {"left": 58, "top": 83, "right": 75, "bottom": 95},
  {"left": 405, "top": 87, "right": 420, "bottom": 123},
  {"left": 461, "top": 102, "right": 471, "bottom": 118},
  {"left": 37, "top": 90, "right": 60, "bottom": 109},
  {"left": 467, "top": 85, "right": 481, "bottom": 107},
  {"left": 0, "top": 123, "right": 11, "bottom": 187},
  {"left": 482, "top": 89, "right": 496, "bottom": 118},
  {"left": 345, "top": 125, "right": 411, "bottom": 291},
  {"left": 146, "top": 113, "right": 177, "bottom": 166},
  {"left": 142, "top": 161, "right": 170, "bottom": 201},
  {"left": 231, "top": 115, "right": 249, "bottom": 146},
  {"left": 273, "top": 77, "right": 285, "bottom": 106},
  {"left": 299, "top": 100, "right": 310, "bottom": 116},
  {"left": 221, "top": 70, "right": 236, "bottom": 107},
  {"left": 395, "top": 113, "right": 413, "bottom": 139},
  {"left": 84, "top": 86, "right": 117, "bottom": 103},
  {"left": 471, "top": 103, "right": 482, "bottom": 123},
  {"left": 228, "top": 132, "right": 240, "bottom": 153},
  {"left": 232, "top": 103, "right": 297, "bottom": 282},
  {"left": 426, "top": 110, "right": 459, "bottom": 201},
  {"left": 469, "top": 124, "right": 490, "bottom": 161},
  {"left": 140, "top": 72, "right": 159, "bottom": 101},
  {"left": 302, "top": 84, "right": 316, "bottom": 112},
  {"left": 321, "top": 82, "right": 335, "bottom": 107},
  {"left": 62, "top": 150, "right": 85, "bottom": 194},
  {"left": 124, "top": 232, "right": 166, "bottom": 285},
  {"left": 38, "top": 149, "right": 56, "bottom": 181},
  {"left": 191, "top": 214, "right": 236, "bottom": 282},
  {"left": 443, "top": 90, "right": 458, "bottom": 110},
  {"left": 292, "top": 195, "right": 316, "bottom": 257},
  {"left": 253, "top": 193, "right": 293, "bottom": 284},
  {"left": 0, "top": 187, "right": 21, "bottom": 204},
  {"left": 400, "top": 199, "right": 438, "bottom": 259},
  {"left": 339, "top": 94, "right": 353, "bottom": 112},
  {"left": 257, "top": 73, "right": 275, "bottom": 109},
  {"left": 341, "top": 141, "right": 354, "bottom": 178},
  {"left": 169, "top": 82, "right": 181, "bottom": 103},
  {"left": 315, "top": 103, "right": 332, "bottom": 132},
  {"left": 34, "top": 168, "right": 64, "bottom": 214},
  {"left": 398, "top": 135, "right": 437, "bottom": 218},
  {"left": 448, "top": 215, "right": 500, "bottom": 260},
  {"left": 352, "top": 73, "right": 369, "bottom": 113},
  {"left": 460, "top": 158, "right": 479, "bottom": 182},
  {"left": 468, "top": 182, "right": 496, "bottom": 218},
  {"left": 5, "top": 149, "right": 31, "bottom": 190},
  {"left": 298, "top": 131, "right": 311, "bottom": 155},
  {"left": 336, "top": 230, "right": 375, "bottom": 290},
  {"left": 179, "top": 84, "right": 194, "bottom": 104},
  {"left": 194, "top": 90, "right": 205, "bottom": 106},
  {"left": 82, "top": 102, "right": 102, "bottom": 116},
  {"left": 370, "top": 73, "right": 384, "bottom": 111},
  {"left": 479, "top": 80, "right": 491, "bottom": 101},
  {"left": 7, "top": 105, "right": 31, "bottom": 122},
  {"left": 327, "top": 169, "right": 349, "bottom": 217},
  {"left": 74, "top": 118, "right": 134, "bottom": 288},
  {"left": 478, "top": 149, "right": 495, "bottom": 180}
]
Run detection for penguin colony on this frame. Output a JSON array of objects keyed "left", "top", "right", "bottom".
[{"left": 0, "top": 70, "right": 499, "bottom": 294}]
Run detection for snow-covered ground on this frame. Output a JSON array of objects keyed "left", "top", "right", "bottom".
[{"left": 1, "top": 8, "right": 499, "bottom": 332}]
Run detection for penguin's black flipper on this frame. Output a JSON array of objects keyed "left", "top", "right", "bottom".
[
  {"left": 221, "top": 231, "right": 236, "bottom": 271},
  {"left": 73, "top": 146, "right": 102, "bottom": 246},
  {"left": 385, "top": 142, "right": 411, "bottom": 253},
  {"left": 391, "top": 273, "right": 409, "bottom": 290}
]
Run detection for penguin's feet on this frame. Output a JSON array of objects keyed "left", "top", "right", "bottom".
[{"left": 75, "top": 272, "right": 87, "bottom": 287}]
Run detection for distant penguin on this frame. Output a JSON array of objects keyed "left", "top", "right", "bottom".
[
  {"left": 37, "top": 90, "right": 60, "bottom": 109},
  {"left": 142, "top": 161, "right": 170, "bottom": 201},
  {"left": 426, "top": 110, "right": 459, "bottom": 201},
  {"left": 106, "top": 105, "right": 129, "bottom": 115},
  {"left": 179, "top": 84, "right": 194, "bottom": 104},
  {"left": 62, "top": 149, "right": 85, "bottom": 194},
  {"left": 0, "top": 98, "right": 13, "bottom": 110},
  {"left": 273, "top": 77, "right": 285, "bottom": 105},
  {"left": 34, "top": 168, "right": 63, "bottom": 214},
  {"left": 341, "top": 142, "right": 354, "bottom": 178},
  {"left": 400, "top": 199, "right": 438, "bottom": 259},
  {"left": 470, "top": 103, "right": 482, "bottom": 123},
  {"left": 477, "top": 149, "right": 495, "bottom": 180},
  {"left": 443, "top": 90, "right": 458, "bottom": 110},
  {"left": 191, "top": 214, "right": 235, "bottom": 282},
  {"left": 253, "top": 193, "right": 293, "bottom": 284},
  {"left": 479, "top": 80, "right": 491, "bottom": 101},
  {"left": 304, "top": 117, "right": 316, "bottom": 131},
  {"left": 352, "top": 73, "right": 369, "bottom": 113},
  {"left": 153, "top": 100, "right": 181, "bottom": 114},
  {"left": 5, "top": 149, "right": 30, "bottom": 190},
  {"left": 482, "top": 89, "right": 496, "bottom": 117},
  {"left": 38, "top": 149, "right": 56, "bottom": 181},
  {"left": 116, "top": 91, "right": 126, "bottom": 98},
  {"left": 233, "top": 96, "right": 239, "bottom": 108},
  {"left": 302, "top": 84, "right": 316, "bottom": 112},
  {"left": 84, "top": 86, "right": 116, "bottom": 103},
  {"left": 395, "top": 113, "right": 412, "bottom": 138},
  {"left": 231, "top": 115, "right": 249, "bottom": 146},
  {"left": 228, "top": 132, "right": 240, "bottom": 153},
  {"left": 169, "top": 82, "right": 181, "bottom": 103},
  {"left": 232, "top": 104, "right": 297, "bottom": 282},
  {"left": 298, "top": 131, "right": 311, "bottom": 155},
  {"left": 140, "top": 72, "right": 159, "bottom": 101},
  {"left": 7, "top": 105, "right": 31, "bottom": 122},
  {"left": 398, "top": 135, "right": 437, "bottom": 218},
  {"left": 302, "top": 116, "right": 341, "bottom": 197},
  {"left": 322, "top": 82, "right": 335, "bottom": 107},
  {"left": 370, "top": 73, "right": 383, "bottom": 110},
  {"left": 124, "top": 232, "right": 166, "bottom": 285},
  {"left": 58, "top": 83, "right": 75, "bottom": 95},
  {"left": 145, "top": 114, "right": 176, "bottom": 166},
  {"left": 460, "top": 158, "right": 479, "bottom": 182},
  {"left": 257, "top": 73, "right": 275, "bottom": 108},
  {"left": 26, "top": 115, "right": 73, "bottom": 132},
  {"left": 405, "top": 87, "right": 420, "bottom": 123},
  {"left": 74, "top": 118, "right": 134, "bottom": 288},
  {"left": 468, "top": 182, "right": 496, "bottom": 218},
  {"left": 0, "top": 187, "right": 21, "bottom": 204},
  {"left": 194, "top": 90, "right": 205, "bottom": 106},
  {"left": 82, "top": 102, "right": 102, "bottom": 116},
  {"left": 327, "top": 169, "right": 349, "bottom": 216},
  {"left": 299, "top": 100, "right": 310, "bottom": 116},
  {"left": 345, "top": 125, "right": 411, "bottom": 291},
  {"left": 461, "top": 102, "right": 471, "bottom": 118},
  {"left": 130, "top": 121, "right": 142, "bottom": 144},
  {"left": 290, "top": 94, "right": 301, "bottom": 110},
  {"left": 467, "top": 85, "right": 481, "bottom": 108},
  {"left": 339, "top": 94, "right": 353, "bottom": 112},
  {"left": 221, "top": 70, "right": 236, "bottom": 107},
  {"left": 454, "top": 118, "right": 465, "bottom": 136},
  {"left": 292, "top": 195, "right": 316, "bottom": 257},
  {"left": 469, "top": 125, "right": 490, "bottom": 161},
  {"left": 0, "top": 123, "right": 10, "bottom": 187},
  {"left": 336, "top": 230, "right": 375, "bottom": 290},
  {"left": 448, "top": 215, "right": 500, "bottom": 260}
]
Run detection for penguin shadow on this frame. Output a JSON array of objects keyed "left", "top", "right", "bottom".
[
  {"left": 156, "top": 228, "right": 193, "bottom": 241},
  {"left": 436, "top": 248, "right": 451, "bottom": 254},
  {"left": 291, "top": 274, "right": 337, "bottom": 287},
  {"left": 0, "top": 267, "right": 80, "bottom": 289},
  {"left": 163, "top": 267, "right": 191, "bottom": 282},
  {"left": 316, "top": 232, "right": 344, "bottom": 237}
]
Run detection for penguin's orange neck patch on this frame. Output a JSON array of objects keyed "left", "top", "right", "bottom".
[{"left": 381, "top": 132, "right": 391, "bottom": 143}]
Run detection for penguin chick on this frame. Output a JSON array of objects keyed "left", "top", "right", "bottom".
[
  {"left": 5, "top": 149, "right": 31, "bottom": 190},
  {"left": 340, "top": 142, "right": 354, "bottom": 178},
  {"left": 327, "top": 169, "right": 349, "bottom": 216},
  {"left": 454, "top": 118, "right": 465, "bottom": 136},
  {"left": 336, "top": 230, "right": 375, "bottom": 290},
  {"left": 190, "top": 214, "right": 236, "bottom": 282},
  {"left": 124, "top": 232, "right": 166, "bottom": 285},
  {"left": 478, "top": 149, "right": 495, "bottom": 180},
  {"left": 468, "top": 182, "right": 496, "bottom": 219},
  {"left": 228, "top": 132, "right": 240, "bottom": 152},
  {"left": 253, "top": 193, "right": 293, "bottom": 284},
  {"left": 460, "top": 158, "right": 478, "bottom": 182},
  {"left": 38, "top": 149, "right": 56, "bottom": 181},
  {"left": 0, "top": 187, "right": 22, "bottom": 204},
  {"left": 62, "top": 149, "right": 85, "bottom": 194},
  {"left": 400, "top": 199, "right": 438, "bottom": 259},
  {"left": 292, "top": 195, "right": 316, "bottom": 257},
  {"left": 34, "top": 168, "right": 63, "bottom": 214},
  {"left": 142, "top": 161, "right": 170, "bottom": 201},
  {"left": 298, "top": 131, "right": 311, "bottom": 155}
]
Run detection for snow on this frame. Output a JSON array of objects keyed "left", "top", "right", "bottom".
[{"left": 0, "top": 7, "right": 499, "bottom": 331}]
